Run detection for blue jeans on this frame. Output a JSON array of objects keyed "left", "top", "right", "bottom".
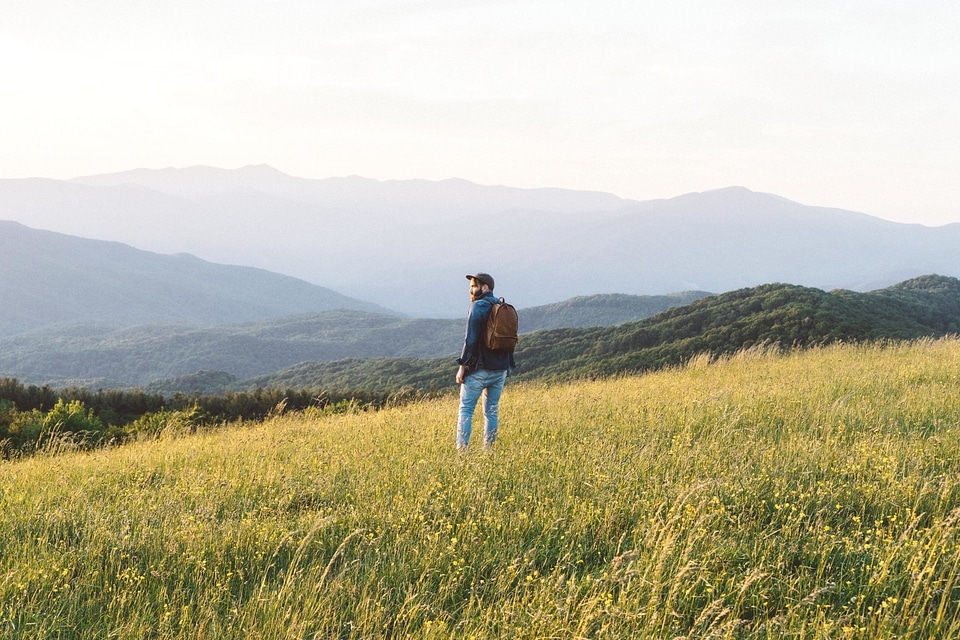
[{"left": 457, "top": 369, "right": 507, "bottom": 449}]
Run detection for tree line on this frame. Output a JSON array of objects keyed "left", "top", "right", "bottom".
[{"left": 0, "top": 378, "right": 392, "bottom": 456}]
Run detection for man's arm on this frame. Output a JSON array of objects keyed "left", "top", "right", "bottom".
[{"left": 455, "top": 299, "right": 489, "bottom": 383}]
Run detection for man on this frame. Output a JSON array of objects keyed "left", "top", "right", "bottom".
[{"left": 456, "top": 272, "right": 516, "bottom": 449}]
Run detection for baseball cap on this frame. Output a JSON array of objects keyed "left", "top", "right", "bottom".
[{"left": 465, "top": 272, "right": 495, "bottom": 290}]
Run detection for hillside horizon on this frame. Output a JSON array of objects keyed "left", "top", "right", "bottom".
[
  {"left": 3, "top": 274, "right": 957, "bottom": 396},
  {"left": 0, "top": 288, "right": 712, "bottom": 390},
  {"left": 235, "top": 274, "right": 960, "bottom": 398}
]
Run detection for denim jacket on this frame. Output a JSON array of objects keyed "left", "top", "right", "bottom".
[{"left": 456, "top": 291, "right": 517, "bottom": 373}]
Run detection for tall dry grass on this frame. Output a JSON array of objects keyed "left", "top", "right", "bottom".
[{"left": 2, "top": 338, "right": 960, "bottom": 638}]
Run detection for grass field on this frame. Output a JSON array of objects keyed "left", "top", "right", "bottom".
[{"left": 3, "top": 338, "right": 960, "bottom": 638}]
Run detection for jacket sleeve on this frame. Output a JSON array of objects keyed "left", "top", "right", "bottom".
[{"left": 456, "top": 299, "right": 489, "bottom": 366}]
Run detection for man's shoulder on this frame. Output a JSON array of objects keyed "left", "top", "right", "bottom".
[
  {"left": 468, "top": 296, "right": 497, "bottom": 322},
  {"left": 473, "top": 295, "right": 498, "bottom": 309}
]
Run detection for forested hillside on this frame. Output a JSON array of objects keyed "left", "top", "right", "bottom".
[
  {"left": 0, "top": 293, "right": 703, "bottom": 390},
  {"left": 242, "top": 275, "right": 960, "bottom": 394},
  {"left": 519, "top": 291, "right": 710, "bottom": 330}
]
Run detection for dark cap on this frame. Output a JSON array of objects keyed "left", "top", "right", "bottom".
[{"left": 465, "top": 272, "right": 495, "bottom": 290}]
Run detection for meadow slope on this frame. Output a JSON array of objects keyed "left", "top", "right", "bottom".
[{"left": 3, "top": 339, "right": 960, "bottom": 638}]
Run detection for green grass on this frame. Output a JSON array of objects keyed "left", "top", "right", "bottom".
[{"left": 3, "top": 338, "right": 960, "bottom": 638}]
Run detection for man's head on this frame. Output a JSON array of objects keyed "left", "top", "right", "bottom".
[{"left": 466, "top": 272, "right": 494, "bottom": 301}]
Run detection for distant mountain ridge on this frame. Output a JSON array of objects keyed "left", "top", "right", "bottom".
[
  {"left": 2, "top": 166, "right": 958, "bottom": 316},
  {"left": 72, "top": 164, "right": 628, "bottom": 212},
  {"left": 0, "top": 221, "right": 393, "bottom": 337}
]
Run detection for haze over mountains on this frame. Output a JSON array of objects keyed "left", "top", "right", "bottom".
[
  {"left": 3, "top": 166, "right": 959, "bottom": 317},
  {"left": 0, "top": 221, "right": 392, "bottom": 337}
]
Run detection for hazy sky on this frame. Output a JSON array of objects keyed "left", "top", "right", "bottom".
[{"left": 2, "top": 1, "right": 958, "bottom": 225}]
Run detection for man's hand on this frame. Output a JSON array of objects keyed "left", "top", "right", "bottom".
[{"left": 456, "top": 365, "right": 466, "bottom": 385}]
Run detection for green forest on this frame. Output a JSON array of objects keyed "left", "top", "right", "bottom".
[{"left": 246, "top": 275, "right": 960, "bottom": 392}]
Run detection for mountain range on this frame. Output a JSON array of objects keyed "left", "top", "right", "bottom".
[
  {"left": 3, "top": 166, "right": 959, "bottom": 317},
  {"left": 0, "top": 292, "right": 709, "bottom": 390},
  {"left": 0, "top": 220, "right": 392, "bottom": 337},
  {"left": 237, "top": 275, "right": 960, "bottom": 397}
]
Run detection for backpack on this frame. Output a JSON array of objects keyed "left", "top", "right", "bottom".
[{"left": 485, "top": 297, "right": 519, "bottom": 352}]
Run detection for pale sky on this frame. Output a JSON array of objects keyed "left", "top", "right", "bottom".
[{"left": 2, "top": 0, "right": 958, "bottom": 225}]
